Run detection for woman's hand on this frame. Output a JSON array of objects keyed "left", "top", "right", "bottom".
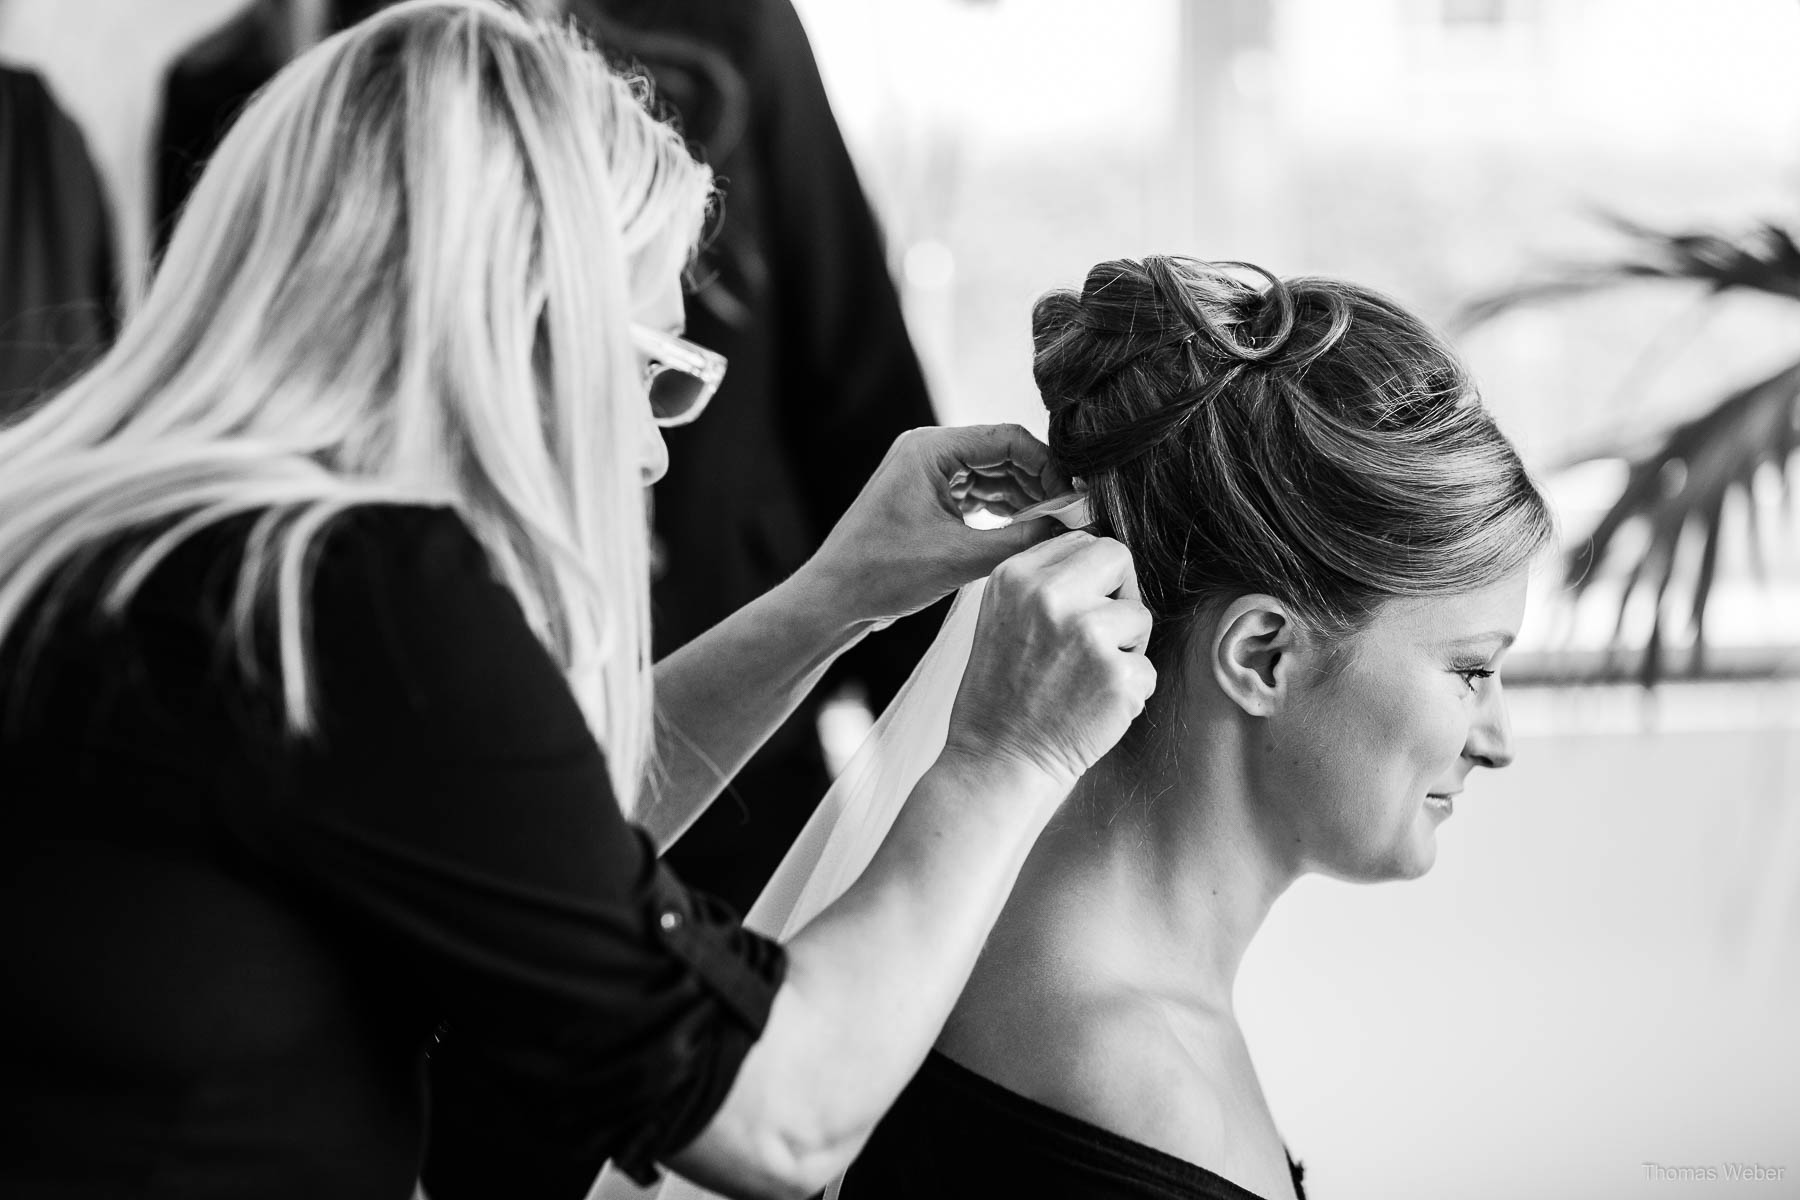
[
  {"left": 944, "top": 531, "right": 1157, "bottom": 792},
  {"left": 791, "top": 424, "right": 1075, "bottom": 630}
]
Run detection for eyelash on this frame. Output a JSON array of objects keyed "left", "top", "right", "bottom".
[{"left": 1455, "top": 667, "right": 1495, "bottom": 692}]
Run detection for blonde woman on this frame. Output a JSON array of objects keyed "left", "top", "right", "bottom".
[{"left": 0, "top": 5, "right": 1155, "bottom": 1199}]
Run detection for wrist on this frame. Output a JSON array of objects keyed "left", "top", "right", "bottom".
[
  {"left": 781, "top": 558, "right": 887, "bottom": 647},
  {"left": 928, "top": 742, "right": 1076, "bottom": 824}
]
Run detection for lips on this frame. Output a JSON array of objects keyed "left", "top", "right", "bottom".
[{"left": 1425, "top": 792, "right": 1458, "bottom": 816}]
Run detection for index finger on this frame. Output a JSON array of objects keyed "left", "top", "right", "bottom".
[
  {"left": 1054, "top": 535, "right": 1142, "bottom": 603},
  {"left": 940, "top": 423, "right": 1064, "bottom": 486},
  {"left": 967, "top": 425, "right": 1075, "bottom": 502}
]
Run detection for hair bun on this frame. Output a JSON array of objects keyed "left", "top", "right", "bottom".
[
  {"left": 1032, "top": 258, "right": 1299, "bottom": 421},
  {"left": 1034, "top": 257, "right": 1369, "bottom": 478},
  {"left": 1146, "top": 257, "right": 1298, "bottom": 364}
]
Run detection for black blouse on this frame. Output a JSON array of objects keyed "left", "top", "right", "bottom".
[
  {"left": 0, "top": 505, "right": 784, "bottom": 1199},
  {"left": 840, "top": 1051, "right": 1308, "bottom": 1200}
]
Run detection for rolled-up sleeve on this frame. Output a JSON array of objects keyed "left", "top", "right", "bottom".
[{"left": 220, "top": 507, "right": 784, "bottom": 1197}]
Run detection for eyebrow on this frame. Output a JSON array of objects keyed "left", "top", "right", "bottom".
[{"left": 1444, "top": 631, "right": 1516, "bottom": 651}]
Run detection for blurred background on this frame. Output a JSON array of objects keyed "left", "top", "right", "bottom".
[{"left": 4, "top": 0, "right": 1797, "bottom": 1196}]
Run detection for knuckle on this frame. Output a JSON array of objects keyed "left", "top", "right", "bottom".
[
  {"left": 898, "top": 426, "right": 939, "bottom": 455},
  {"left": 994, "top": 557, "right": 1040, "bottom": 591},
  {"left": 1039, "top": 581, "right": 1080, "bottom": 621},
  {"left": 1074, "top": 610, "right": 1108, "bottom": 645}
]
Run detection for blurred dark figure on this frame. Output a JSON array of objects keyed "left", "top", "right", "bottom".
[
  {"left": 156, "top": 2, "right": 294, "bottom": 244},
  {"left": 0, "top": 65, "right": 117, "bottom": 419},
  {"left": 157, "top": 0, "right": 942, "bottom": 913},
  {"left": 583, "top": 0, "right": 944, "bottom": 912}
]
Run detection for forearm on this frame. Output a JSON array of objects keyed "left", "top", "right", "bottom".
[
  {"left": 643, "top": 566, "right": 873, "bottom": 850},
  {"left": 666, "top": 752, "right": 1065, "bottom": 1198}
]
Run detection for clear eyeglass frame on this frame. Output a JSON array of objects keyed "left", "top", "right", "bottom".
[{"left": 630, "top": 323, "right": 728, "bottom": 428}]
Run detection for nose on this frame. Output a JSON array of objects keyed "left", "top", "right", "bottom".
[
  {"left": 1464, "top": 677, "right": 1515, "bottom": 770},
  {"left": 640, "top": 421, "right": 669, "bottom": 486}
]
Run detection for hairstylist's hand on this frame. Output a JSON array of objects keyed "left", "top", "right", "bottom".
[
  {"left": 795, "top": 424, "right": 1076, "bottom": 629},
  {"left": 943, "top": 532, "right": 1156, "bottom": 791}
]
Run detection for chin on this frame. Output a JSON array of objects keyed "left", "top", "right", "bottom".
[
  {"left": 1390, "top": 843, "right": 1437, "bottom": 881},
  {"left": 1386, "top": 823, "right": 1441, "bottom": 880},
  {"left": 1331, "top": 834, "right": 1438, "bottom": 884}
]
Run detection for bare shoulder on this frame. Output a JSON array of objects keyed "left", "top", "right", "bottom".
[
  {"left": 941, "top": 962, "right": 1299, "bottom": 1197},
  {"left": 943, "top": 982, "right": 1233, "bottom": 1165},
  {"left": 1053, "top": 989, "right": 1234, "bottom": 1157}
]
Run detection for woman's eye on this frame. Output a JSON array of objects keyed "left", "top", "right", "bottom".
[{"left": 1456, "top": 667, "right": 1495, "bottom": 692}]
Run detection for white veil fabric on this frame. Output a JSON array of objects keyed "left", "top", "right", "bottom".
[{"left": 589, "top": 494, "right": 1088, "bottom": 1200}]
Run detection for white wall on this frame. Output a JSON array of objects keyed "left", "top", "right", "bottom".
[{"left": 1240, "top": 688, "right": 1800, "bottom": 1198}]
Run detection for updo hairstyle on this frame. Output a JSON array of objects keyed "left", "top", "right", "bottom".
[{"left": 1034, "top": 256, "right": 1553, "bottom": 673}]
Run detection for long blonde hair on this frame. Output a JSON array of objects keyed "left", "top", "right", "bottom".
[{"left": 0, "top": 0, "right": 711, "bottom": 803}]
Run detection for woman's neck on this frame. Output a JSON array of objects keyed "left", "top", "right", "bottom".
[
  {"left": 950, "top": 704, "right": 1301, "bottom": 1022},
  {"left": 936, "top": 706, "right": 1308, "bottom": 1200}
]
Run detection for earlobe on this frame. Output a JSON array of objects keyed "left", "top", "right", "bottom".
[{"left": 1209, "top": 595, "right": 1293, "bottom": 718}]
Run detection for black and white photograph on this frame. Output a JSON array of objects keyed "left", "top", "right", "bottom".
[{"left": 2, "top": 2, "right": 1796, "bottom": 1199}]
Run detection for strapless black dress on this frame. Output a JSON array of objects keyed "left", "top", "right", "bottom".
[{"left": 840, "top": 1050, "right": 1307, "bottom": 1200}]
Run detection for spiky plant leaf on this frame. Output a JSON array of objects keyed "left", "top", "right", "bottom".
[
  {"left": 1462, "top": 219, "right": 1800, "bottom": 683},
  {"left": 1564, "top": 358, "right": 1800, "bottom": 681},
  {"left": 1459, "top": 218, "right": 1800, "bottom": 328}
]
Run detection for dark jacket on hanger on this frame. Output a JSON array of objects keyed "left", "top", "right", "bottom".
[{"left": 0, "top": 65, "right": 118, "bottom": 420}]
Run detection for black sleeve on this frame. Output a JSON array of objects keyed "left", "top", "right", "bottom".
[{"left": 226, "top": 507, "right": 784, "bottom": 1194}]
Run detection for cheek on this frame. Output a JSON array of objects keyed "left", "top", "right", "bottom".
[
  {"left": 1281, "top": 668, "right": 1464, "bottom": 809},
  {"left": 1365, "top": 680, "right": 1462, "bottom": 772},
  {"left": 1351, "top": 675, "right": 1469, "bottom": 794}
]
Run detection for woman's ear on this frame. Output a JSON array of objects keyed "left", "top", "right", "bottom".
[{"left": 1209, "top": 595, "right": 1296, "bottom": 718}]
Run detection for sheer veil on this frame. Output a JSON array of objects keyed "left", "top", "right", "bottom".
[{"left": 589, "top": 493, "right": 1089, "bottom": 1200}]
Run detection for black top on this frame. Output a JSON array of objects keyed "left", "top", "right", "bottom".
[
  {"left": 0, "top": 505, "right": 784, "bottom": 1200},
  {"left": 840, "top": 1052, "right": 1308, "bottom": 1200}
]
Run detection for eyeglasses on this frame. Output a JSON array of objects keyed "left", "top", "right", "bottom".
[{"left": 630, "top": 323, "right": 727, "bottom": 428}]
